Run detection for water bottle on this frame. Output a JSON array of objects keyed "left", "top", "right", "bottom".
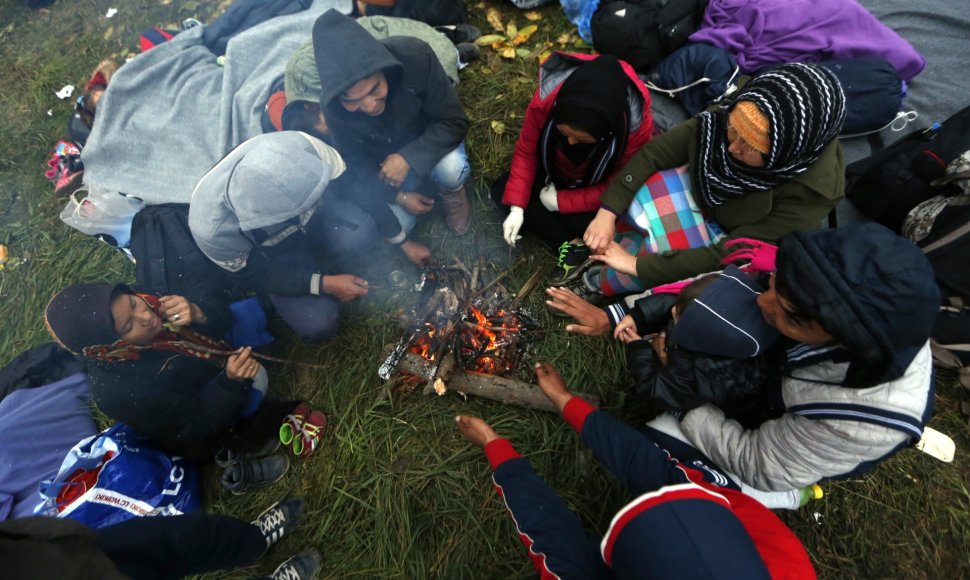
[{"left": 798, "top": 484, "right": 824, "bottom": 507}]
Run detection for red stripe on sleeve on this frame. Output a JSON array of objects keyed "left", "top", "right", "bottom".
[
  {"left": 484, "top": 438, "right": 521, "bottom": 471},
  {"left": 563, "top": 397, "right": 597, "bottom": 432}
]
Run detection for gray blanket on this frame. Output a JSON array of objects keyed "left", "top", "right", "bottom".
[
  {"left": 82, "top": 0, "right": 351, "bottom": 204},
  {"left": 840, "top": 0, "right": 970, "bottom": 163}
]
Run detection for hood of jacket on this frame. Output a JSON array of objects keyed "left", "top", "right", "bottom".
[
  {"left": 669, "top": 266, "right": 780, "bottom": 358},
  {"left": 312, "top": 9, "right": 403, "bottom": 110},
  {"left": 537, "top": 52, "right": 648, "bottom": 134},
  {"left": 189, "top": 132, "right": 344, "bottom": 265},
  {"left": 776, "top": 223, "right": 940, "bottom": 386}
]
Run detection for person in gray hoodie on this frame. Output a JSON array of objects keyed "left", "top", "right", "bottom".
[
  {"left": 189, "top": 131, "right": 411, "bottom": 341},
  {"left": 311, "top": 9, "right": 473, "bottom": 236}
]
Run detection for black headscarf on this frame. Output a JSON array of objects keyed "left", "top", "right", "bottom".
[
  {"left": 542, "top": 55, "right": 631, "bottom": 186},
  {"left": 695, "top": 63, "right": 846, "bottom": 206}
]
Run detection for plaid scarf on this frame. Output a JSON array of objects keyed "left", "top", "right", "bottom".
[{"left": 81, "top": 293, "right": 232, "bottom": 365}]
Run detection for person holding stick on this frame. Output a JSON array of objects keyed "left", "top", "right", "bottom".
[{"left": 45, "top": 283, "right": 326, "bottom": 493}]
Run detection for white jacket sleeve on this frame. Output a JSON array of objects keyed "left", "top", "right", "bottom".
[{"left": 680, "top": 404, "right": 908, "bottom": 492}]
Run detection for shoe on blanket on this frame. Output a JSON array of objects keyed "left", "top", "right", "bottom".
[
  {"left": 222, "top": 455, "right": 289, "bottom": 495},
  {"left": 252, "top": 497, "right": 304, "bottom": 550},
  {"left": 269, "top": 549, "right": 322, "bottom": 580},
  {"left": 548, "top": 241, "right": 592, "bottom": 286},
  {"left": 214, "top": 432, "right": 282, "bottom": 469}
]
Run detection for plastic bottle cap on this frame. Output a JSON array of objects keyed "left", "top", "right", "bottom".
[{"left": 810, "top": 484, "right": 824, "bottom": 500}]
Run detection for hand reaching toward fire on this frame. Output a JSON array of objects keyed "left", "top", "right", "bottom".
[
  {"left": 534, "top": 362, "right": 573, "bottom": 413},
  {"left": 545, "top": 287, "right": 610, "bottom": 337},
  {"left": 455, "top": 415, "right": 501, "bottom": 448}
]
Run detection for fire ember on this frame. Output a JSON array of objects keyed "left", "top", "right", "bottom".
[{"left": 378, "top": 263, "right": 542, "bottom": 383}]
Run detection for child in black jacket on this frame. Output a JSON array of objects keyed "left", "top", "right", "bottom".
[{"left": 616, "top": 266, "right": 783, "bottom": 418}]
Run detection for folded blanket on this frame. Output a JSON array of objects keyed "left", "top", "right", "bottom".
[
  {"left": 81, "top": 0, "right": 351, "bottom": 204},
  {"left": 689, "top": 0, "right": 925, "bottom": 81}
]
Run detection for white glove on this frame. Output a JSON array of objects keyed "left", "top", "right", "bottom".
[
  {"left": 539, "top": 183, "right": 559, "bottom": 212},
  {"left": 503, "top": 206, "right": 524, "bottom": 247}
]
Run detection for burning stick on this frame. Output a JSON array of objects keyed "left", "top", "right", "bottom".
[{"left": 462, "top": 321, "right": 522, "bottom": 333}]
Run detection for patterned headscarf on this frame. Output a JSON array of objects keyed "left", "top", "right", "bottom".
[
  {"left": 45, "top": 283, "right": 231, "bottom": 365},
  {"left": 695, "top": 63, "right": 846, "bottom": 206}
]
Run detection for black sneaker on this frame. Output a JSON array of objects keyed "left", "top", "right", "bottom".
[
  {"left": 222, "top": 455, "right": 289, "bottom": 496},
  {"left": 435, "top": 24, "right": 482, "bottom": 44},
  {"left": 270, "top": 549, "right": 322, "bottom": 580},
  {"left": 252, "top": 497, "right": 305, "bottom": 550},
  {"left": 456, "top": 43, "right": 481, "bottom": 65},
  {"left": 215, "top": 433, "right": 283, "bottom": 469},
  {"left": 549, "top": 241, "right": 593, "bottom": 285}
]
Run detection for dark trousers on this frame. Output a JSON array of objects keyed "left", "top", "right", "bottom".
[
  {"left": 96, "top": 512, "right": 265, "bottom": 580},
  {"left": 268, "top": 197, "right": 376, "bottom": 342},
  {"left": 493, "top": 410, "right": 740, "bottom": 578},
  {"left": 490, "top": 172, "right": 597, "bottom": 249}
]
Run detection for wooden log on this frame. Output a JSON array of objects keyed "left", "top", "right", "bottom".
[{"left": 390, "top": 349, "right": 600, "bottom": 413}]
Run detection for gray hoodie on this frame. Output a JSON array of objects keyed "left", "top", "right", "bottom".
[{"left": 189, "top": 131, "right": 345, "bottom": 295}]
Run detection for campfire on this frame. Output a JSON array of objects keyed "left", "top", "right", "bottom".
[{"left": 378, "top": 263, "right": 598, "bottom": 414}]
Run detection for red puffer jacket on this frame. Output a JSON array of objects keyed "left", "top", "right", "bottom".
[{"left": 502, "top": 52, "right": 654, "bottom": 213}]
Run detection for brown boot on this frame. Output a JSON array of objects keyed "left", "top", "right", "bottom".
[{"left": 439, "top": 186, "right": 471, "bottom": 236}]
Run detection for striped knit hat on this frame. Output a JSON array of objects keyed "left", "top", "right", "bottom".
[{"left": 695, "top": 63, "right": 846, "bottom": 206}]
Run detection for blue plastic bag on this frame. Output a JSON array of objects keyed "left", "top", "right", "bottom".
[{"left": 35, "top": 424, "right": 201, "bottom": 529}]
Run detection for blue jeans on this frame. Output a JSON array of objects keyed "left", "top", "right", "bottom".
[{"left": 392, "top": 143, "right": 470, "bottom": 233}]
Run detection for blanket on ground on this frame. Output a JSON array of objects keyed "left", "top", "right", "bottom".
[
  {"left": 81, "top": 0, "right": 351, "bottom": 205},
  {"left": 689, "top": 0, "right": 925, "bottom": 81}
]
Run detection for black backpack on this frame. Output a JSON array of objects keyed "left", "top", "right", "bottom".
[
  {"left": 845, "top": 103, "right": 970, "bottom": 233},
  {"left": 901, "top": 151, "right": 970, "bottom": 390},
  {"left": 590, "top": 0, "right": 709, "bottom": 72},
  {"left": 128, "top": 204, "right": 233, "bottom": 302}
]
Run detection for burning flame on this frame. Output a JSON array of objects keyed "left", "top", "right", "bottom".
[{"left": 408, "top": 305, "right": 523, "bottom": 375}]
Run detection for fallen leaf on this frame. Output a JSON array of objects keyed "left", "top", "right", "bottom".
[
  {"left": 433, "top": 378, "right": 447, "bottom": 396},
  {"left": 180, "top": 0, "right": 200, "bottom": 12},
  {"left": 538, "top": 49, "right": 553, "bottom": 63},
  {"left": 515, "top": 47, "right": 531, "bottom": 58},
  {"left": 500, "top": 45, "right": 516, "bottom": 59},
  {"left": 525, "top": 11, "right": 542, "bottom": 21},
  {"left": 556, "top": 33, "right": 572, "bottom": 45},
  {"left": 475, "top": 34, "right": 506, "bottom": 46},
  {"left": 505, "top": 22, "right": 518, "bottom": 39},
  {"left": 103, "top": 26, "right": 113, "bottom": 40},
  {"left": 491, "top": 120, "right": 506, "bottom": 135},
  {"left": 486, "top": 8, "right": 504, "bottom": 32},
  {"left": 511, "top": 24, "right": 538, "bottom": 46}
]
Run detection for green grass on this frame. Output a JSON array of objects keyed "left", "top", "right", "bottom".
[{"left": 1, "top": 1, "right": 968, "bottom": 578}]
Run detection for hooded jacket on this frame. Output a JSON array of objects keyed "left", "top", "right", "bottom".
[
  {"left": 627, "top": 266, "right": 781, "bottom": 414},
  {"left": 189, "top": 131, "right": 346, "bottom": 296},
  {"left": 312, "top": 10, "right": 469, "bottom": 201},
  {"left": 503, "top": 52, "right": 654, "bottom": 213},
  {"left": 681, "top": 224, "right": 939, "bottom": 491}
]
